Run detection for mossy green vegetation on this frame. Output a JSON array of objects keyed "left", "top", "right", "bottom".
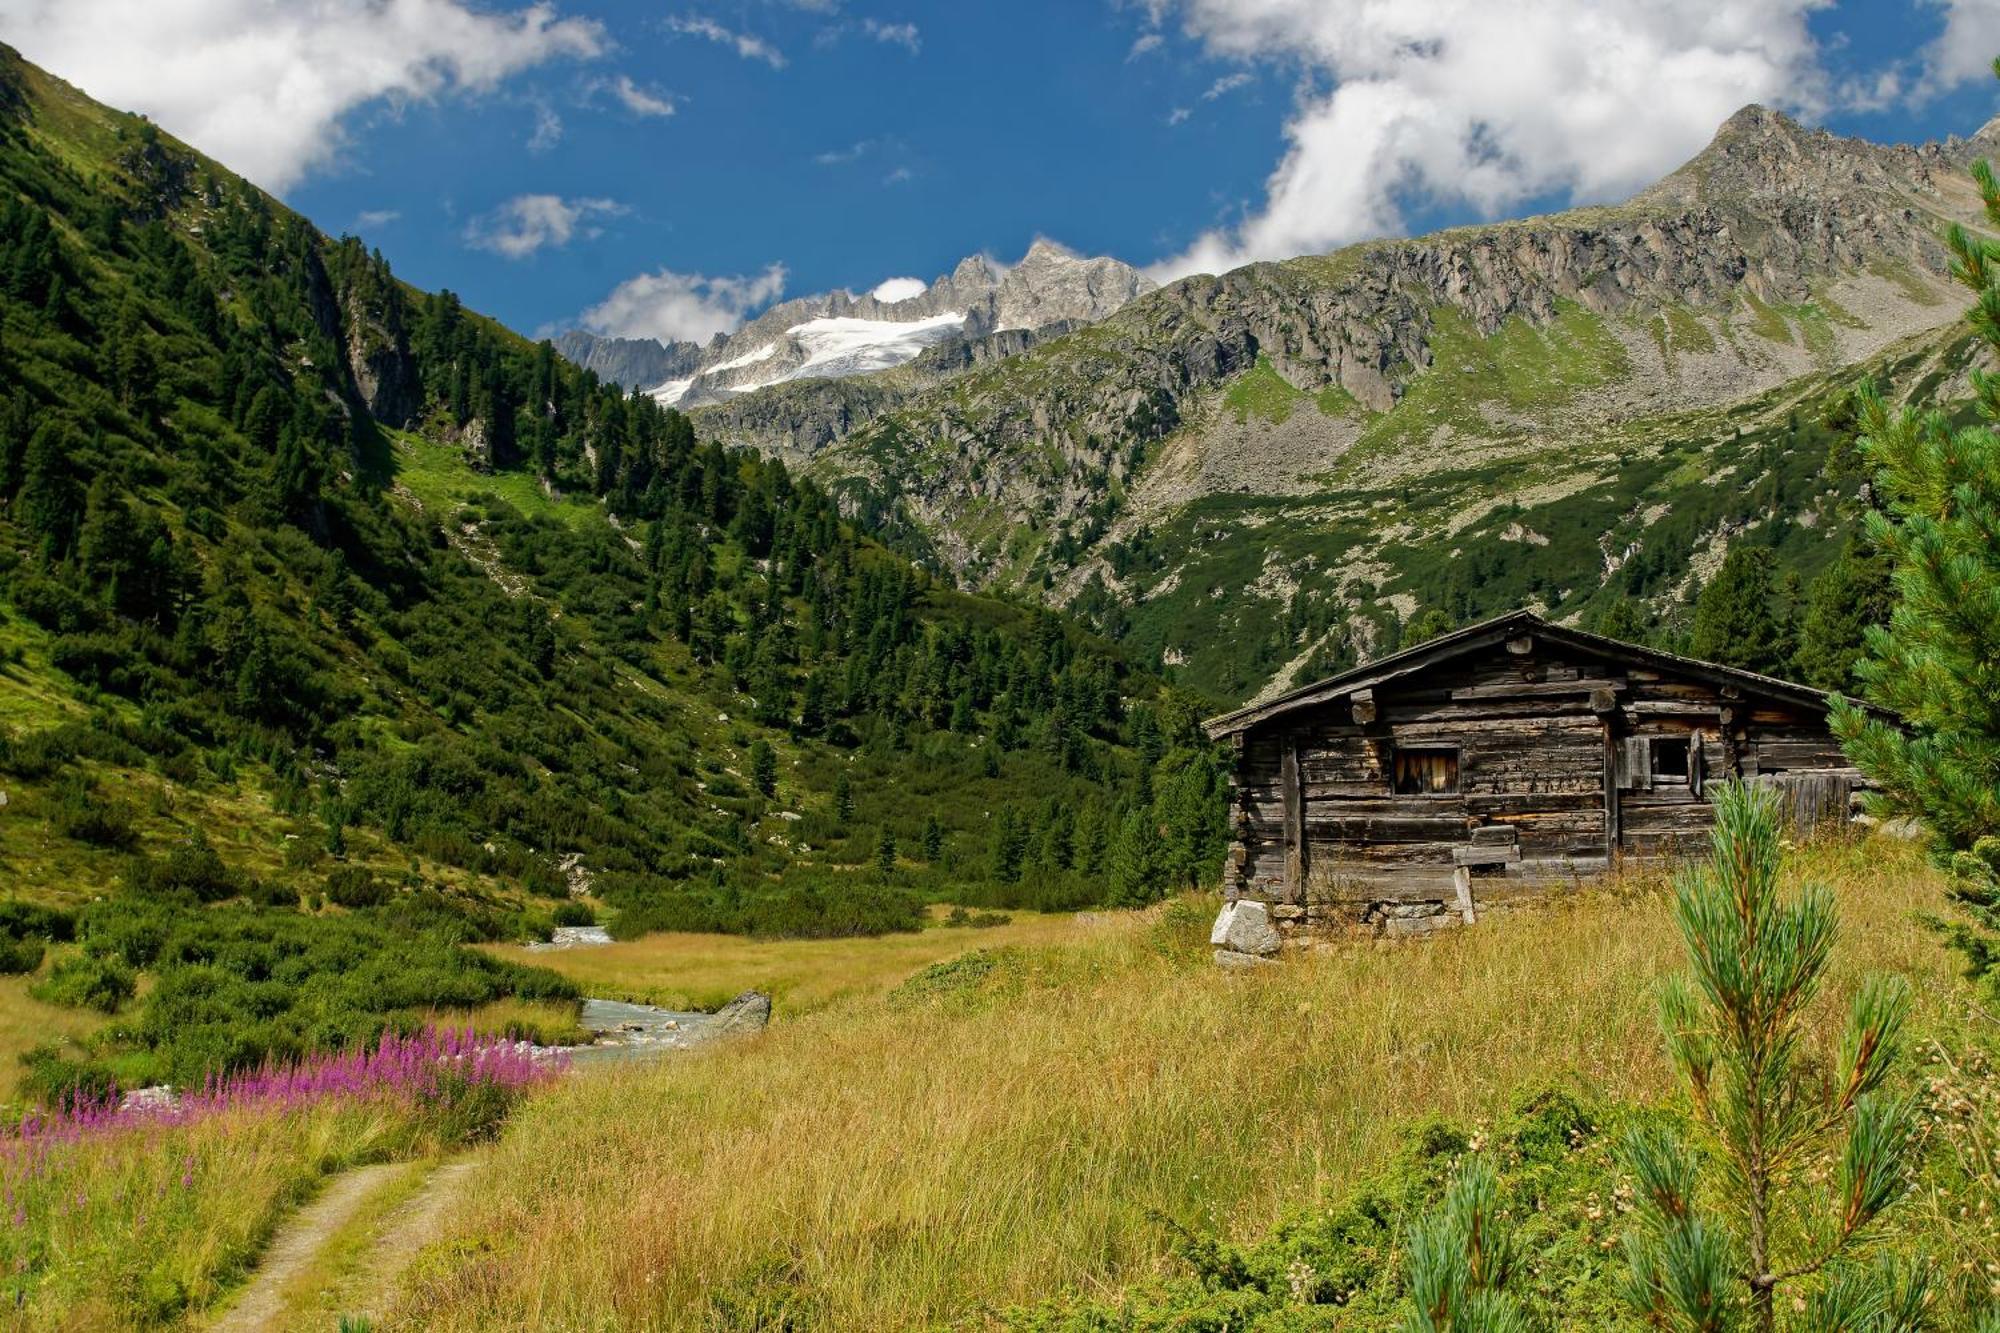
[{"left": 1223, "top": 357, "right": 1308, "bottom": 426}]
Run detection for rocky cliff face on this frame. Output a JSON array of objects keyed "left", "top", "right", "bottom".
[
  {"left": 551, "top": 330, "right": 703, "bottom": 392},
  {"left": 787, "top": 106, "right": 1995, "bottom": 701}
]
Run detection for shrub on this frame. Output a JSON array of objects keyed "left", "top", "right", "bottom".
[
  {"left": 126, "top": 832, "right": 239, "bottom": 901},
  {"left": 49, "top": 779, "right": 137, "bottom": 850},
  {"left": 0, "top": 901, "right": 75, "bottom": 942},
  {"left": 17, "top": 1044, "right": 118, "bottom": 1109},
  {"left": 552, "top": 901, "right": 596, "bottom": 928},
  {"left": 0, "top": 935, "right": 45, "bottom": 974},
  {"left": 32, "top": 953, "right": 137, "bottom": 1013},
  {"left": 247, "top": 878, "right": 298, "bottom": 909},
  {"left": 324, "top": 866, "right": 390, "bottom": 909}
]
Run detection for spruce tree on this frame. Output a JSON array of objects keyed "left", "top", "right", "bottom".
[
  {"left": 1405, "top": 607, "right": 1455, "bottom": 646},
  {"left": 832, "top": 770, "right": 854, "bottom": 827},
  {"left": 1620, "top": 782, "right": 1915, "bottom": 1333},
  {"left": 1689, "top": 546, "right": 1788, "bottom": 675},
  {"left": 1830, "top": 98, "right": 2000, "bottom": 987},
  {"left": 1106, "top": 807, "right": 1161, "bottom": 906},
  {"left": 749, "top": 740, "right": 778, "bottom": 799},
  {"left": 1792, "top": 539, "right": 1893, "bottom": 692}
]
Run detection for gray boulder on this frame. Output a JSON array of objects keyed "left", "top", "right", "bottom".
[
  {"left": 1214, "top": 948, "right": 1279, "bottom": 971},
  {"left": 709, "top": 990, "right": 773, "bottom": 1037},
  {"left": 1210, "top": 900, "right": 1282, "bottom": 957}
]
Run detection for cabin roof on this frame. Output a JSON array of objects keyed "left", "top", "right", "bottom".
[{"left": 1203, "top": 609, "right": 1878, "bottom": 739}]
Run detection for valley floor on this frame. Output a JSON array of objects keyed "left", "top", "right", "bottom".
[
  {"left": 371, "top": 836, "right": 1983, "bottom": 1330},
  {"left": 9, "top": 839, "right": 1987, "bottom": 1330}
]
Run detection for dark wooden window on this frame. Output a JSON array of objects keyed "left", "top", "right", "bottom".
[
  {"left": 1393, "top": 747, "right": 1460, "bottom": 795},
  {"left": 1651, "top": 737, "right": 1691, "bottom": 784}
]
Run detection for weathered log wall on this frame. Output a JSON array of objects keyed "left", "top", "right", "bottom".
[{"left": 1221, "top": 632, "right": 1867, "bottom": 939}]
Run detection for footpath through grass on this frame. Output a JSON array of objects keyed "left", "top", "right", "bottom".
[{"left": 389, "top": 838, "right": 1988, "bottom": 1330}]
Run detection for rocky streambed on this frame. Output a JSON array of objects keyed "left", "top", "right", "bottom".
[{"left": 553, "top": 991, "right": 772, "bottom": 1067}]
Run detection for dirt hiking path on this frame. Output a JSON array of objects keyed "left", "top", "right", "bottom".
[
  {"left": 206, "top": 1156, "right": 479, "bottom": 1330},
  {"left": 208, "top": 1163, "right": 403, "bottom": 1332}
]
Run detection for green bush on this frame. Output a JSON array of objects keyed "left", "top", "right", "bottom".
[
  {"left": 49, "top": 778, "right": 138, "bottom": 850},
  {"left": 0, "top": 935, "right": 45, "bottom": 974},
  {"left": 17, "top": 1044, "right": 118, "bottom": 1109},
  {"left": 552, "top": 901, "right": 596, "bottom": 927},
  {"left": 32, "top": 953, "right": 137, "bottom": 1013},
  {"left": 0, "top": 901, "right": 75, "bottom": 942},
  {"left": 324, "top": 866, "right": 390, "bottom": 908},
  {"left": 126, "top": 832, "right": 240, "bottom": 901}
]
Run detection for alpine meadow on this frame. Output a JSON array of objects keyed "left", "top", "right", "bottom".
[{"left": 0, "top": 5, "right": 1997, "bottom": 1331}]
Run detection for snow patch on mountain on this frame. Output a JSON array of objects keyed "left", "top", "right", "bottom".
[{"left": 562, "top": 239, "right": 1154, "bottom": 409}]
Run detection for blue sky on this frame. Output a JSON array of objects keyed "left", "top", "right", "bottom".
[{"left": 4, "top": 0, "right": 1997, "bottom": 346}]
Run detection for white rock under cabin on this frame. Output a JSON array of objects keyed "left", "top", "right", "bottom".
[{"left": 1203, "top": 610, "right": 1877, "bottom": 953}]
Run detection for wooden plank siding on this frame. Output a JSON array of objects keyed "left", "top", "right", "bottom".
[{"left": 1217, "top": 619, "right": 1871, "bottom": 918}]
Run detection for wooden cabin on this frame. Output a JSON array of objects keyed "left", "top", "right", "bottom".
[{"left": 1203, "top": 610, "right": 1874, "bottom": 941}]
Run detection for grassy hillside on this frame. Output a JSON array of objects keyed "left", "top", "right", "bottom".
[
  {"left": 378, "top": 838, "right": 1991, "bottom": 1330},
  {"left": 0, "top": 45, "right": 1225, "bottom": 1095}
]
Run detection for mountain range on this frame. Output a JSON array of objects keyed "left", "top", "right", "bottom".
[
  {"left": 555, "top": 238, "right": 1152, "bottom": 410},
  {"left": 580, "top": 105, "right": 1991, "bottom": 703}
]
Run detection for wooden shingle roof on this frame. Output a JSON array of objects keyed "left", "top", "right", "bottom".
[{"left": 1203, "top": 609, "right": 1877, "bottom": 740}]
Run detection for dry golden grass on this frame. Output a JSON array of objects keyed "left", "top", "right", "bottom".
[
  {"left": 394, "top": 839, "right": 1968, "bottom": 1331},
  {"left": 481, "top": 906, "right": 1101, "bottom": 1013},
  {"left": 0, "top": 973, "right": 111, "bottom": 1102}
]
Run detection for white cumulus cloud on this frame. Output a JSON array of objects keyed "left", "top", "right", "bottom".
[
  {"left": 1143, "top": 0, "right": 1834, "bottom": 280},
  {"left": 466, "top": 194, "right": 624, "bottom": 259},
  {"left": 1911, "top": 0, "right": 2000, "bottom": 102},
  {"left": 0, "top": 0, "right": 605, "bottom": 191},
  {"left": 580, "top": 264, "right": 790, "bottom": 344},
  {"left": 870, "top": 276, "right": 927, "bottom": 302}
]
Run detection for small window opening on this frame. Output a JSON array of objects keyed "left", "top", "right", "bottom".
[
  {"left": 1393, "top": 747, "right": 1460, "bottom": 795},
  {"left": 1651, "top": 737, "right": 1691, "bottom": 784}
]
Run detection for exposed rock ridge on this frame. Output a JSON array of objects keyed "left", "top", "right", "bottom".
[{"left": 801, "top": 106, "right": 1992, "bottom": 579}]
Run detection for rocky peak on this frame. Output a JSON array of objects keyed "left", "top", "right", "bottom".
[{"left": 558, "top": 239, "right": 1153, "bottom": 403}]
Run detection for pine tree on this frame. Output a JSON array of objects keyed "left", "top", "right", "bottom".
[
  {"left": 749, "top": 740, "right": 778, "bottom": 798},
  {"left": 17, "top": 418, "right": 84, "bottom": 556},
  {"left": 1791, "top": 539, "right": 1893, "bottom": 692},
  {"left": 1405, "top": 607, "right": 1455, "bottom": 646},
  {"left": 1106, "top": 807, "right": 1161, "bottom": 906},
  {"left": 1588, "top": 598, "right": 1653, "bottom": 645},
  {"left": 920, "top": 814, "right": 944, "bottom": 862},
  {"left": 1620, "top": 782, "right": 1915, "bottom": 1333},
  {"left": 1830, "top": 100, "right": 2000, "bottom": 988},
  {"left": 1689, "top": 546, "right": 1789, "bottom": 674},
  {"left": 833, "top": 770, "right": 854, "bottom": 827},
  {"left": 875, "top": 827, "right": 897, "bottom": 876},
  {"left": 1401, "top": 1159, "right": 1529, "bottom": 1333}
]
